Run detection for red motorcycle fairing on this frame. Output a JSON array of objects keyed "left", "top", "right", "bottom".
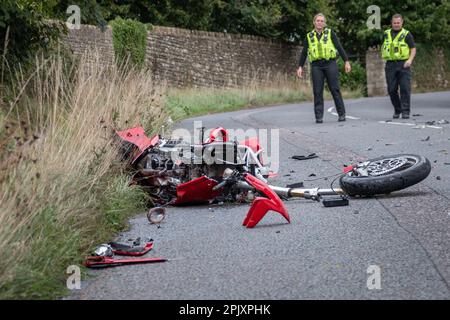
[
  {"left": 116, "top": 126, "right": 159, "bottom": 163},
  {"left": 204, "top": 127, "right": 229, "bottom": 144},
  {"left": 84, "top": 256, "right": 166, "bottom": 268},
  {"left": 240, "top": 137, "right": 277, "bottom": 178},
  {"left": 242, "top": 173, "right": 290, "bottom": 228},
  {"left": 174, "top": 176, "right": 222, "bottom": 205},
  {"left": 240, "top": 137, "right": 261, "bottom": 154}
]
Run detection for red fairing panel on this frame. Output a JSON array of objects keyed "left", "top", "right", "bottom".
[
  {"left": 84, "top": 256, "right": 166, "bottom": 268},
  {"left": 240, "top": 137, "right": 278, "bottom": 177},
  {"left": 205, "top": 127, "right": 229, "bottom": 143},
  {"left": 175, "top": 176, "right": 222, "bottom": 205},
  {"left": 240, "top": 137, "right": 261, "bottom": 154},
  {"left": 116, "top": 126, "right": 159, "bottom": 163},
  {"left": 242, "top": 173, "right": 290, "bottom": 228}
]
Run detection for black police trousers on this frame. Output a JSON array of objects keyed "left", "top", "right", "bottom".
[
  {"left": 311, "top": 59, "right": 346, "bottom": 120},
  {"left": 385, "top": 60, "right": 411, "bottom": 115}
]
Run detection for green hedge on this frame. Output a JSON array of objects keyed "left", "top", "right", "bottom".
[
  {"left": 110, "top": 17, "right": 148, "bottom": 69},
  {"left": 337, "top": 59, "right": 367, "bottom": 92}
]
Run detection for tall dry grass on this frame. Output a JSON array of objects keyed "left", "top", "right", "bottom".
[{"left": 0, "top": 51, "right": 167, "bottom": 298}]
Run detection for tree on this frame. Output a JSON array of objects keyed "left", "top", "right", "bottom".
[
  {"left": 333, "top": 0, "right": 450, "bottom": 58},
  {"left": 40, "top": 0, "right": 450, "bottom": 57},
  {"left": 0, "top": 0, "right": 62, "bottom": 79}
]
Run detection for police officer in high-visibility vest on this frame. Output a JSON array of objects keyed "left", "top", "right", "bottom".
[
  {"left": 382, "top": 14, "right": 416, "bottom": 119},
  {"left": 297, "top": 13, "right": 351, "bottom": 123}
]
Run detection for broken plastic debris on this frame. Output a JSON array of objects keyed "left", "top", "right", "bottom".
[
  {"left": 291, "top": 153, "right": 318, "bottom": 161},
  {"left": 286, "top": 182, "right": 304, "bottom": 188},
  {"left": 426, "top": 120, "right": 449, "bottom": 125}
]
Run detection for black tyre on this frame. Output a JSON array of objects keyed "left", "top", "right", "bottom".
[{"left": 339, "top": 154, "right": 431, "bottom": 196}]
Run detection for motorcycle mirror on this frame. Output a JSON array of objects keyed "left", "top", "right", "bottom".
[{"left": 147, "top": 207, "right": 166, "bottom": 224}]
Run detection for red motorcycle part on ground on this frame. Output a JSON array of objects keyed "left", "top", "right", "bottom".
[
  {"left": 84, "top": 256, "right": 166, "bottom": 268},
  {"left": 174, "top": 176, "right": 222, "bottom": 204},
  {"left": 116, "top": 126, "right": 159, "bottom": 163},
  {"left": 242, "top": 173, "right": 290, "bottom": 228},
  {"left": 204, "top": 127, "right": 229, "bottom": 143},
  {"left": 343, "top": 165, "right": 354, "bottom": 174},
  {"left": 109, "top": 242, "right": 154, "bottom": 256}
]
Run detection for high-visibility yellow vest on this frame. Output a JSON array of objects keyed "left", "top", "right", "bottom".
[
  {"left": 307, "top": 28, "right": 337, "bottom": 62},
  {"left": 382, "top": 28, "right": 410, "bottom": 60}
]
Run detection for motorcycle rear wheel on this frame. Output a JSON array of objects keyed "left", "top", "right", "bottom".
[{"left": 339, "top": 154, "right": 431, "bottom": 196}]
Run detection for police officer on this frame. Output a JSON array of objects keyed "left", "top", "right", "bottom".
[
  {"left": 296, "top": 13, "right": 351, "bottom": 123},
  {"left": 382, "top": 14, "right": 416, "bottom": 119}
]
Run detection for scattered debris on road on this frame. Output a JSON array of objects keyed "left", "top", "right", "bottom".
[
  {"left": 426, "top": 119, "right": 449, "bottom": 125},
  {"left": 147, "top": 207, "right": 166, "bottom": 224},
  {"left": 322, "top": 196, "right": 349, "bottom": 207},
  {"left": 291, "top": 153, "right": 318, "bottom": 161},
  {"left": 286, "top": 182, "right": 304, "bottom": 188},
  {"left": 84, "top": 239, "right": 166, "bottom": 268},
  {"left": 84, "top": 256, "right": 167, "bottom": 268}
]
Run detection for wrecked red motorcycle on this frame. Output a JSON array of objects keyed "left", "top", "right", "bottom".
[{"left": 116, "top": 126, "right": 431, "bottom": 228}]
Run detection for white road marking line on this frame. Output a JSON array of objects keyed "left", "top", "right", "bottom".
[
  {"left": 378, "top": 121, "right": 416, "bottom": 126},
  {"left": 378, "top": 121, "right": 443, "bottom": 129},
  {"left": 327, "top": 107, "right": 360, "bottom": 120},
  {"left": 326, "top": 107, "right": 444, "bottom": 129}
]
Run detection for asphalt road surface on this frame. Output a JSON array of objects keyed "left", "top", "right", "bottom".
[{"left": 69, "top": 91, "right": 450, "bottom": 300}]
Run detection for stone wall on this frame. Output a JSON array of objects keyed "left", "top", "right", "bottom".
[
  {"left": 366, "top": 47, "right": 387, "bottom": 97},
  {"left": 63, "top": 24, "right": 449, "bottom": 95},
  {"left": 64, "top": 24, "right": 115, "bottom": 70},
  {"left": 146, "top": 26, "right": 303, "bottom": 88},
  {"left": 366, "top": 46, "right": 449, "bottom": 97},
  {"left": 63, "top": 24, "right": 305, "bottom": 88}
]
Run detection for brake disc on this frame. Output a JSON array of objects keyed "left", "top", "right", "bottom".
[{"left": 366, "top": 156, "right": 409, "bottom": 176}]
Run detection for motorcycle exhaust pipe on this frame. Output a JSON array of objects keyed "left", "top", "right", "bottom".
[
  {"left": 235, "top": 181, "right": 345, "bottom": 199},
  {"left": 269, "top": 185, "right": 345, "bottom": 198}
]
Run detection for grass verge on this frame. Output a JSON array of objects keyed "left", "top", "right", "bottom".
[{"left": 166, "top": 76, "right": 364, "bottom": 120}]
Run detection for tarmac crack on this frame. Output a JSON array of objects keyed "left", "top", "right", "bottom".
[{"left": 375, "top": 198, "right": 450, "bottom": 294}]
